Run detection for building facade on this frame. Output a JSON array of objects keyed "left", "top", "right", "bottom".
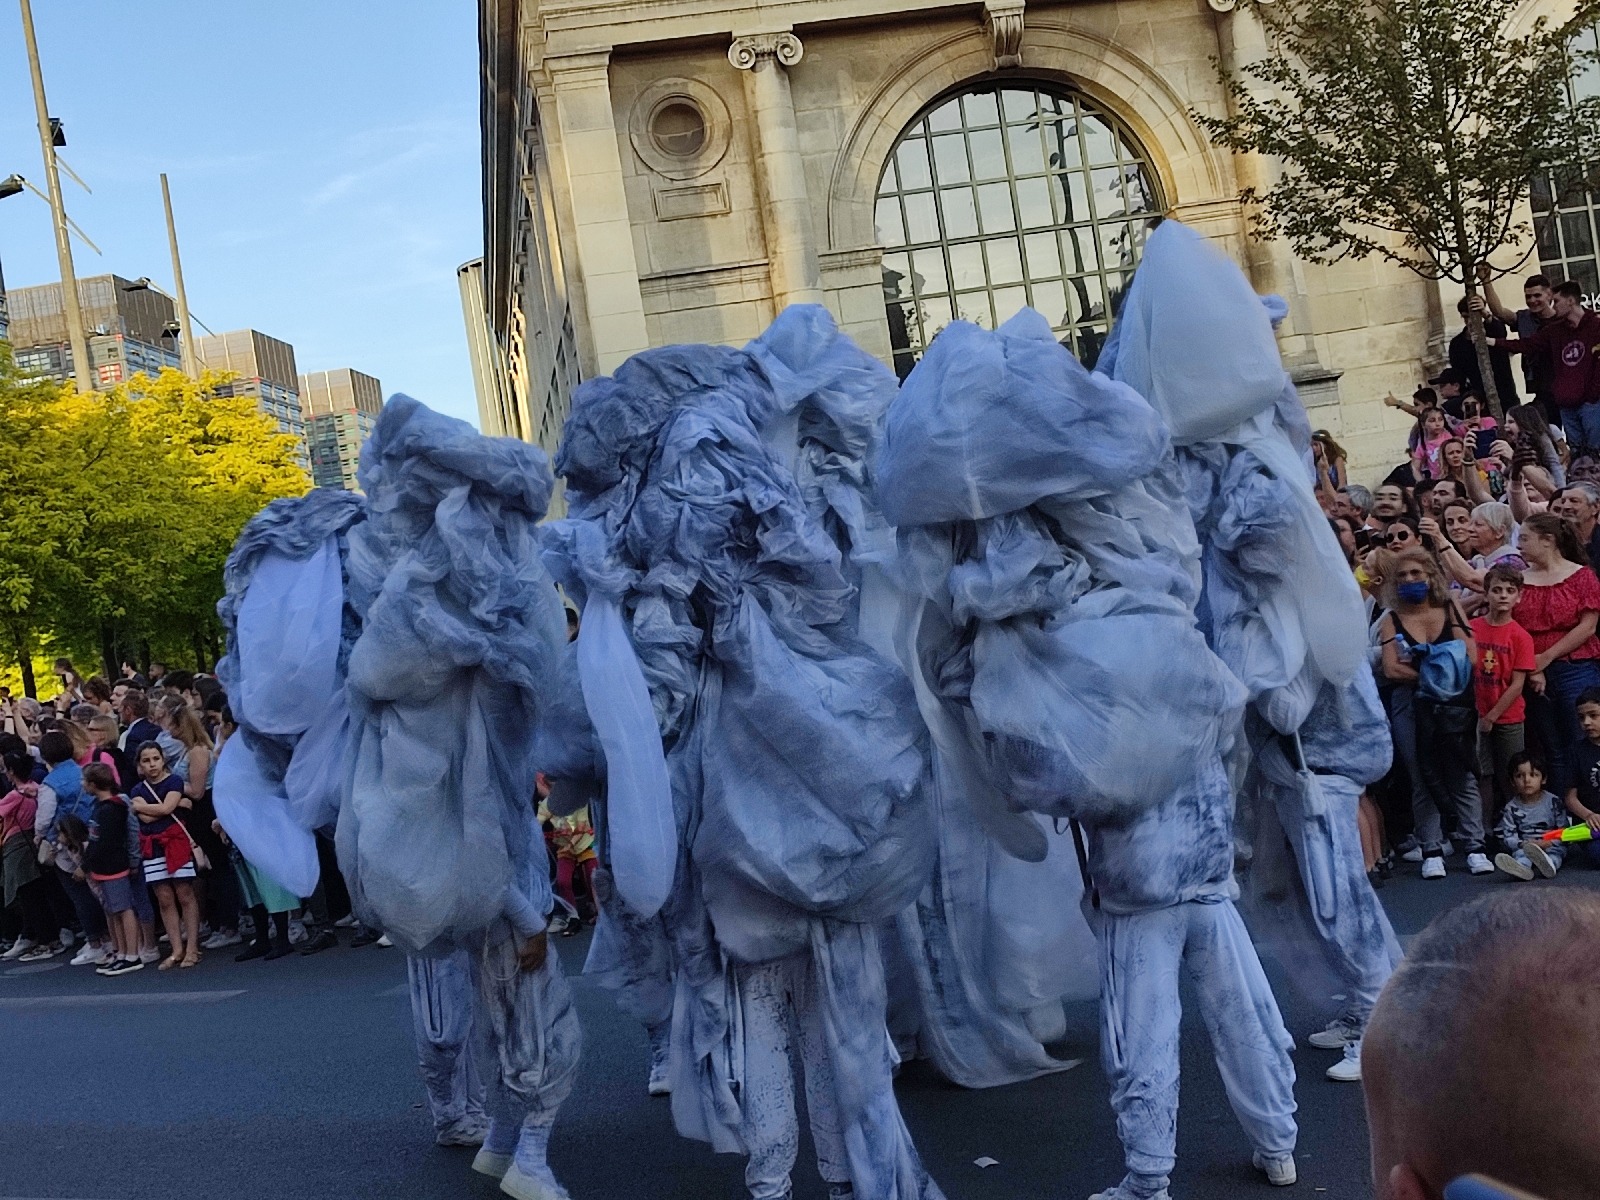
[
  {"left": 299, "top": 367, "right": 383, "bottom": 491},
  {"left": 473, "top": 0, "right": 1599, "bottom": 483},
  {"left": 196, "top": 329, "right": 309, "bottom": 469},
  {"left": 8, "top": 274, "right": 182, "bottom": 388}
]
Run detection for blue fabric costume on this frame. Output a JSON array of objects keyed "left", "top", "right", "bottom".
[{"left": 541, "top": 305, "right": 945, "bottom": 1200}]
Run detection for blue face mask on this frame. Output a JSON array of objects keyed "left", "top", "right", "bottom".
[{"left": 1397, "top": 581, "right": 1431, "bottom": 604}]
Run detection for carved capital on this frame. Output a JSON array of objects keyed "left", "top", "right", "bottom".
[
  {"left": 728, "top": 32, "right": 803, "bottom": 70},
  {"left": 983, "top": 0, "right": 1025, "bottom": 69}
]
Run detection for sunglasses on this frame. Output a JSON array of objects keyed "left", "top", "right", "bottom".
[{"left": 1374, "top": 530, "right": 1416, "bottom": 546}]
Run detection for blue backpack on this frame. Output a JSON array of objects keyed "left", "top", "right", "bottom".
[{"left": 1414, "top": 638, "right": 1473, "bottom": 703}]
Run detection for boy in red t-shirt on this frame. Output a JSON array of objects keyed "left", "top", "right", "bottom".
[{"left": 1471, "top": 564, "right": 1537, "bottom": 822}]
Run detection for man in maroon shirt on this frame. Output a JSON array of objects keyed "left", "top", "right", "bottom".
[{"left": 1492, "top": 280, "right": 1600, "bottom": 454}]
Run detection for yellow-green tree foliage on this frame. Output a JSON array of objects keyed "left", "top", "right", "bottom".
[{"left": 0, "top": 350, "right": 307, "bottom": 694}]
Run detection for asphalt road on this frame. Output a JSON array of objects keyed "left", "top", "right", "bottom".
[{"left": 2, "top": 862, "right": 1594, "bottom": 1200}]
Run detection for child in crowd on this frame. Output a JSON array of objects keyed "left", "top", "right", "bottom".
[
  {"left": 129, "top": 741, "right": 201, "bottom": 969},
  {"left": 80, "top": 762, "right": 144, "bottom": 975},
  {"left": 1409, "top": 405, "right": 1465, "bottom": 480},
  {"left": 1493, "top": 753, "right": 1567, "bottom": 880},
  {"left": 1561, "top": 688, "right": 1600, "bottom": 869},
  {"left": 1470, "top": 566, "right": 1535, "bottom": 822}
]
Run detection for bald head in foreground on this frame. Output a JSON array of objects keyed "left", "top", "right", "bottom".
[{"left": 1362, "top": 889, "right": 1600, "bottom": 1200}]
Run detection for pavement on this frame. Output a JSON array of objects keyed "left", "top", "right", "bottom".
[{"left": 1, "top": 860, "right": 1595, "bottom": 1200}]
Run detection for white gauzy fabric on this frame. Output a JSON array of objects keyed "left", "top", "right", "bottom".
[
  {"left": 211, "top": 731, "right": 320, "bottom": 897},
  {"left": 576, "top": 593, "right": 676, "bottom": 920},
  {"left": 234, "top": 538, "right": 344, "bottom": 736},
  {"left": 281, "top": 686, "right": 351, "bottom": 834}
]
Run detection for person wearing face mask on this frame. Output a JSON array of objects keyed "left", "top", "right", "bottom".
[
  {"left": 1511, "top": 512, "right": 1600, "bottom": 803},
  {"left": 1377, "top": 548, "right": 1490, "bottom": 880}
]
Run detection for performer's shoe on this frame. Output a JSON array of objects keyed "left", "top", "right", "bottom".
[
  {"left": 1252, "top": 1151, "right": 1297, "bottom": 1186},
  {"left": 646, "top": 1023, "right": 672, "bottom": 1096},
  {"left": 472, "top": 1150, "right": 512, "bottom": 1180},
  {"left": 1325, "top": 1041, "right": 1362, "bottom": 1082},
  {"left": 436, "top": 1117, "right": 489, "bottom": 1147},
  {"left": 500, "top": 1161, "right": 571, "bottom": 1200},
  {"left": 1088, "top": 1187, "right": 1170, "bottom": 1200},
  {"left": 1307, "top": 1013, "right": 1362, "bottom": 1049}
]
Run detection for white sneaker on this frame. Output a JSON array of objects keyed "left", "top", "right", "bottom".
[
  {"left": 1307, "top": 1013, "right": 1361, "bottom": 1049},
  {"left": 1253, "top": 1151, "right": 1297, "bottom": 1186},
  {"left": 499, "top": 1161, "right": 571, "bottom": 1200},
  {"left": 69, "top": 943, "right": 104, "bottom": 967},
  {"left": 472, "top": 1150, "right": 512, "bottom": 1180},
  {"left": 1524, "top": 840, "right": 1558, "bottom": 878},
  {"left": 138, "top": 946, "right": 161, "bottom": 964},
  {"left": 1421, "top": 856, "right": 1446, "bottom": 879},
  {"left": 1326, "top": 1041, "right": 1362, "bottom": 1082},
  {"left": 287, "top": 919, "right": 308, "bottom": 945},
  {"left": 202, "top": 929, "right": 242, "bottom": 950},
  {"left": 1496, "top": 853, "right": 1534, "bottom": 880},
  {"left": 376, "top": 933, "right": 393, "bottom": 947},
  {"left": 334, "top": 914, "right": 358, "bottom": 928},
  {"left": 1401, "top": 845, "right": 1423, "bottom": 863},
  {"left": 1466, "top": 852, "right": 1493, "bottom": 875},
  {"left": 435, "top": 1116, "right": 489, "bottom": 1147},
  {"left": 1, "top": 937, "right": 34, "bottom": 961}
]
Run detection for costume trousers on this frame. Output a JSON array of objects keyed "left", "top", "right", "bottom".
[
  {"left": 407, "top": 950, "right": 485, "bottom": 1136},
  {"left": 1093, "top": 899, "right": 1297, "bottom": 1193}
]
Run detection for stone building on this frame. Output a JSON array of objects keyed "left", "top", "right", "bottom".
[{"left": 473, "top": 0, "right": 1585, "bottom": 482}]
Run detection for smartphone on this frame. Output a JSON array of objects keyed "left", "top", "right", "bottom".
[{"left": 1354, "top": 528, "right": 1373, "bottom": 553}]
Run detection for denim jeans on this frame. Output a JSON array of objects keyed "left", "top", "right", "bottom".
[
  {"left": 1389, "top": 684, "right": 1484, "bottom": 854},
  {"left": 1525, "top": 657, "right": 1600, "bottom": 796},
  {"left": 1561, "top": 402, "right": 1600, "bottom": 455}
]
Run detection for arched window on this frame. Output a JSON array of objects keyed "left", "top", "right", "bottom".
[
  {"left": 875, "top": 83, "right": 1163, "bottom": 377},
  {"left": 1530, "top": 29, "right": 1600, "bottom": 302}
]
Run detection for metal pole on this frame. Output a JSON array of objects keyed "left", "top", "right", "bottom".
[
  {"left": 19, "top": 0, "right": 92, "bottom": 393},
  {"left": 160, "top": 174, "right": 198, "bottom": 380}
]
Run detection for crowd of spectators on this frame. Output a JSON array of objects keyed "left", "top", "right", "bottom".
[
  {"left": 0, "top": 661, "right": 398, "bottom": 974},
  {"left": 1323, "top": 270, "right": 1600, "bottom": 886}
]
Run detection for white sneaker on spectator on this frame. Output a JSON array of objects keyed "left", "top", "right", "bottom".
[
  {"left": 202, "top": 929, "right": 242, "bottom": 950},
  {"left": 334, "top": 914, "right": 358, "bottom": 928},
  {"left": 288, "top": 919, "right": 308, "bottom": 945},
  {"left": 70, "top": 943, "right": 106, "bottom": 966},
  {"left": 1421, "top": 856, "right": 1446, "bottom": 879},
  {"left": 1326, "top": 1041, "right": 1362, "bottom": 1082},
  {"left": 1496, "top": 852, "right": 1534, "bottom": 880},
  {"left": 1307, "top": 1013, "right": 1362, "bottom": 1049},
  {"left": 1, "top": 937, "right": 33, "bottom": 961},
  {"left": 1523, "top": 840, "right": 1558, "bottom": 878},
  {"left": 1466, "top": 852, "right": 1493, "bottom": 875},
  {"left": 1400, "top": 845, "right": 1423, "bottom": 863},
  {"left": 1252, "top": 1151, "right": 1297, "bottom": 1186},
  {"left": 138, "top": 947, "right": 161, "bottom": 964}
]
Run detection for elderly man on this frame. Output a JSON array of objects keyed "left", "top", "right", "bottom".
[
  {"left": 1339, "top": 483, "right": 1375, "bottom": 531},
  {"left": 1551, "top": 480, "right": 1600, "bottom": 570},
  {"left": 1362, "top": 890, "right": 1600, "bottom": 1200}
]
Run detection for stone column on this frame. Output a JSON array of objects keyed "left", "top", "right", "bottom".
[
  {"left": 729, "top": 32, "right": 825, "bottom": 310},
  {"left": 545, "top": 51, "right": 651, "bottom": 375},
  {"left": 1211, "top": 0, "right": 1341, "bottom": 406}
]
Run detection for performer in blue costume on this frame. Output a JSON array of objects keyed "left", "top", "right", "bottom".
[
  {"left": 876, "top": 237, "right": 1299, "bottom": 1199},
  {"left": 1102, "top": 221, "right": 1402, "bottom": 1087},
  {"left": 541, "top": 305, "right": 945, "bottom": 1200},
  {"left": 215, "top": 398, "right": 578, "bottom": 1200}
]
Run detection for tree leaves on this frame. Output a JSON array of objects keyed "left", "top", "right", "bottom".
[{"left": 0, "top": 353, "right": 308, "bottom": 685}]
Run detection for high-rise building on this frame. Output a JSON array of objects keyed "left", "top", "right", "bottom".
[
  {"left": 299, "top": 367, "right": 382, "bottom": 491},
  {"left": 196, "top": 329, "right": 308, "bottom": 469},
  {"left": 7, "top": 274, "right": 181, "bottom": 387}
]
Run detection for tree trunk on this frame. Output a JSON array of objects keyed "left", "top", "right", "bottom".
[
  {"left": 191, "top": 625, "right": 209, "bottom": 674},
  {"left": 12, "top": 626, "right": 35, "bottom": 700},
  {"left": 139, "top": 639, "right": 151, "bottom": 680},
  {"left": 100, "top": 621, "right": 118, "bottom": 683},
  {"left": 1463, "top": 281, "right": 1505, "bottom": 419}
]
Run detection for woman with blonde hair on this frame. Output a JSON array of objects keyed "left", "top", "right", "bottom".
[
  {"left": 1377, "top": 546, "right": 1488, "bottom": 880},
  {"left": 156, "top": 693, "right": 237, "bottom": 948}
]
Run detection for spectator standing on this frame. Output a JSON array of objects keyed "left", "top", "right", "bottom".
[
  {"left": 0, "top": 754, "right": 53, "bottom": 961},
  {"left": 1433, "top": 501, "right": 1525, "bottom": 598},
  {"left": 1470, "top": 565, "right": 1536, "bottom": 823},
  {"left": 33, "top": 730, "right": 108, "bottom": 966},
  {"left": 1512, "top": 512, "right": 1600, "bottom": 799},
  {"left": 1339, "top": 483, "right": 1374, "bottom": 532},
  {"left": 1491, "top": 281, "right": 1600, "bottom": 455},
  {"left": 1410, "top": 406, "right": 1461, "bottom": 480},
  {"left": 1561, "top": 688, "right": 1600, "bottom": 869},
  {"left": 1446, "top": 298, "right": 1520, "bottom": 409},
  {"left": 80, "top": 762, "right": 143, "bottom": 976},
  {"left": 1479, "top": 269, "right": 1559, "bottom": 421},
  {"left": 1551, "top": 480, "right": 1600, "bottom": 571},
  {"left": 1368, "top": 484, "right": 1408, "bottom": 535},
  {"left": 1459, "top": 396, "right": 1500, "bottom": 460},
  {"left": 1377, "top": 548, "right": 1491, "bottom": 879},
  {"left": 129, "top": 742, "right": 200, "bottom": 970},
  {"left": 1491, "top": 752, "right": 1568, "bottom": 880}
]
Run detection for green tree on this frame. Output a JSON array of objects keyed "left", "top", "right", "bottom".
[
  {"left": 1200, "top": 0, "right": 1600, "bottom": 416},
  {"left": 0, "top": 357, "right": 307, "bottom": 695}
]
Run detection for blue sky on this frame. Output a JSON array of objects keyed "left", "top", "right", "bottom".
[{"left": 0, "top": 0, "right": 484, "bottom": 426}]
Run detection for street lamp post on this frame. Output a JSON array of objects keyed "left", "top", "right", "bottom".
[
  {"left": 19, "top": 0, "right": 92, "bottom": 393},
  {"left": 160, "top": 174, "right": 198, "bottom": 380}
]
